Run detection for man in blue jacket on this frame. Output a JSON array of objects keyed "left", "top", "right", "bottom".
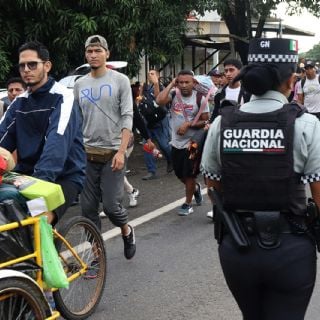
[{"left": 0, "top": 41, "right": 86, "bottom": 224}]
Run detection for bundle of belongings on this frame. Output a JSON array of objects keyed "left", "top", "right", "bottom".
[
  {"left": 193, "top": 75, "right": 217, "bottom": 102},
  {"left": 0, "top": 148, "right": 66, "bottom": 287},
  {"left": 187, "top": 75, "right": 217, "bottom": 173}
]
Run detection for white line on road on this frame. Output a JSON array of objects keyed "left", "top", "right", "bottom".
[
  {"left": 61, "top": 189, "right": 207, "bottom": 258},
  {"left": 101, "top": 189, "right": 207, "bottom": 242}
]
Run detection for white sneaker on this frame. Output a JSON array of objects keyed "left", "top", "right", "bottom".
[
  {"left": 206, "top": 210, "right": 213, "bottom": 219},
  {"left": 128, "top": 192, "right": 138, "bottom": 207},
  {"left": 99, "top": 211, "right": 107, "bottom": 218},
  {"left": 132, "top": 188, "right": 140, "bottom": 198}
]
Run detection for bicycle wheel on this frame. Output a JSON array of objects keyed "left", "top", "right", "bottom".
[
  {"left": 54, "top": 216, "right": 107, "bottom": 319},
  {"left": 0, "top": 277, "right": 50, "bottom": 320}
]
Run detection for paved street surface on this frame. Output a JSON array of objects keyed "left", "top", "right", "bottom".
[{"left": 65, "top": 142, "right": 320, "bottom": 320}]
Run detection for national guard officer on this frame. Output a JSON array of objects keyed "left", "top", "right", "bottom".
[{"left": 201, "top": 38, "right": 320, "bottom": 320}]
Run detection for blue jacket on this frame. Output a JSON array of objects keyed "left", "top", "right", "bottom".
[{"left": 0, "top": 77, "right": 86, "bottom": 189}]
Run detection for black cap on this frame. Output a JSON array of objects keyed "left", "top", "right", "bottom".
[
  {"left": 305, "top": 60, "right": 315, "bottom": 68},
  {"left": 248, "top": 38, "right": 298, "bottom": 64}
]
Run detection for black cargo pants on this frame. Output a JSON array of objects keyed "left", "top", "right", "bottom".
[{"left": 219, "top": 233, "right": 316, "bottom": 320}]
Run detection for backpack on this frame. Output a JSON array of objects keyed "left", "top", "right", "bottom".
[
  {"left": 301, "top": 75, "right": 320, "bottom": 92},
  {"left": 138, "top": 84, "right": 167, "bottom": 127},
  {"left": 210, "top": 85, "right": 251, "bottom": 123}
]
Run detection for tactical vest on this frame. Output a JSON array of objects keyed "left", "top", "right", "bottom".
[{"left": 220, "top": 103, "right": 306, "bottom": 216}]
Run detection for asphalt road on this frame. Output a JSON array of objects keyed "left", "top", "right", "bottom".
[{"left": 65, "top": 143, "right": 320, "bottom": 320}]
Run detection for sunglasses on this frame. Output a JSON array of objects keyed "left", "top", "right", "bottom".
[{"left": 18, "top": 61, "right": 45, "bottom": 71}]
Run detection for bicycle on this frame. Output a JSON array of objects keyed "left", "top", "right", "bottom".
[{"left": 0, "top": 208, "right": 107, "bottom": 319}]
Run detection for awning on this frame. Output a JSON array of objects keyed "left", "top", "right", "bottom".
[{"left": 252, "top": 22, "right": 315, "bottom": 37}]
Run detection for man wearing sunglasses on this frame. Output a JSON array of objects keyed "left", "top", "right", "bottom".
[{"left": 0, "top": 41, "right": 86, "bottom": 224}]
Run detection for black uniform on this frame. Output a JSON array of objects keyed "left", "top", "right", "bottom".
[
  {"left": 201, "top": 38, "right": 320, "bottom": 320},
  {"left": 218, "top": 103, "right": 316, "bottom": 320}
]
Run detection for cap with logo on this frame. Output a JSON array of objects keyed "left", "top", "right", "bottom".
[
  {"left": 304, "top": 60, "right": 315, "bottom": 68},
  {"left": 248, "top": 38, "right": 298, "bottom": 64},
  {"left": 85, "top": 35, "right": 108, "bottom": 50}
]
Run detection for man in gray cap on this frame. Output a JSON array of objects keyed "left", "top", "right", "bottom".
[
  {"left": 74, "top": 35, "right": 136, "bottom": 262},
  {"left": 201, "top": 38, "right": 320, "bottom": 319},
  {"left": 297, "top": 59, "right": 320, "bottom": 119}
]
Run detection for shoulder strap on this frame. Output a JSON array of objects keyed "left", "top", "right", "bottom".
[
  {"left": 171, "top": 90, "right": 176, "bottom": 101},
  {"left": 192, "top": 87, "right": 214, "bottom": 126},
  {"left": 220, "top": 85, "right": 227, "bottom": 100},
  {"left": 220, "top": 99, "right": 239, "bottom": 109},
  {"left": 175, "top": 88, "right": 212, "bottom": 124},
  {"left": 175, "top": 88, "right": 189, "bottom": 121},
  {"left": 196, "top": 92, "right": 202, "bottom": 109},
  {"left": 237, "top": 87, "right": 244, "bottom": 104},
  {"left": 238, "top": 86, "right": 251, "bottom": 104},
  {"left": 283, "top": 101, "right": 307, "bottom": 118}
]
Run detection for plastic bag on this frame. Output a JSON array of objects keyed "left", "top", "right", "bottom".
[{"left": 40, "top": 216, "right": 69, "bottom": 288}]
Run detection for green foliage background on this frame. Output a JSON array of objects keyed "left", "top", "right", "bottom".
[
  {"left": 0, "top": 0, "right": 319, "bottom": 83},
  {"left": 303, "top": 44, "right": 320, "bottom": 62},
  {"left": 0, "top": 0, "right": 211, "bottom": 83}
]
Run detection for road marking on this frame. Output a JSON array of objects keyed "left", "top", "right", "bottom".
[
  {"left": 60, "top": 189, "right": 208, "bottom": 258},
  {"left": 101, "top": 189, "right": 207, "bottom": 242}
]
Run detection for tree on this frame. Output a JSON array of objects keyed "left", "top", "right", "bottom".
[
  {"left": 209, "top": 0, "right": 320, "bottom": 64},
  {"left": 0, "top": 0, "right": 211, "bottom": 83},
  {"left": 303, "top": 43, "right": 320, "bottom": 62}
]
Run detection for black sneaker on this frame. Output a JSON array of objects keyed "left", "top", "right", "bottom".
[
  {"left": 122, "top": 225, "right": 136, "bottom": 260},
  {"left": 194, "top": 182, "right": 203, "bottom": 205}
]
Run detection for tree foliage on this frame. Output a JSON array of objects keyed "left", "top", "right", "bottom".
[
  {"left": 303, "top": 43, "right": 320, "bottom": 62},
  {"left": 1, "top": 1, "right": 319, "bottom": 83},
  {"left": 208, "top": 0, "right": 320, "bottom": 63},
  {"left": 0, "top": 0, "right": 211, "bottom": 83}
]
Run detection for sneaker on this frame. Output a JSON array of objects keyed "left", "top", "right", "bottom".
[
  {"left": 206, "top": 210, "right": 213, "bottom": 219},
  {"left": 178, "top": 203, "right": 194, "bottom": 216},
  {"left": 122, "top": 225, "right": 136, "bottom": 259},
  {"left": 132, "top": 188, "right": 140, "bottom": 198},
  {"left": 142, "top": 172, "right": 158, "bottom": 180},
  {"left": 99, "top": 211, "right": 107, "bottom": 218},
  {"left": 84, "top": 259, "right": 99, "bottom": 279},
  {"left": 128, "top": 192, "right": 138, "bottom": 207},
  {"left": 194, "top": 182, "right": 203, "bottom": 206}
]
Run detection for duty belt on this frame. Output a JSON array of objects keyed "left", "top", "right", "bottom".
[
  {"left": 237, "top": 211, "right": 307, "bottom": 249},
  {"left": 85, "top": 146, "right": 117, "bottom": 164}
]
